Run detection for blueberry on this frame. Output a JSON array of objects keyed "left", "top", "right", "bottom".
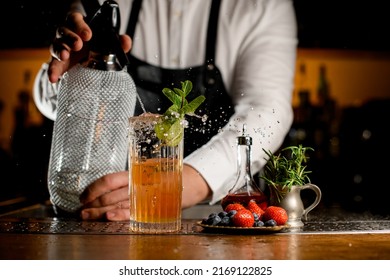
[
  {"left": 264, "top": 219, "right": 277, "bottom": 227},
  {"left": 253, "top": 213, "right": 259, "bottom": 221},
  {"left": 208, "top": 212, "right": 218, "bottom": 219},
  {"left": 218, "top": 216, "right": 231, "bottom": 226},
  {"left": 227, "top": 210, "right": 237, "bottom": 217},
  {"left": 254, "top": 220, "right": 264, "bottom": 227},
  {"left": 218, "top": 211, "right": 228, "bottom": 218},
  {"left": 206, "top": 215, "right": 221, "bottom": 226}
]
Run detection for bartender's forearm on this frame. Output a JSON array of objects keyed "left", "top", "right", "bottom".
[{"left": 182, "top": 164, "right": 212, "bottom": 209}]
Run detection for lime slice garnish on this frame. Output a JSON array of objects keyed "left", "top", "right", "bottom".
[{"left": 155, "top": 80, "right": 205, "bottom": 146}]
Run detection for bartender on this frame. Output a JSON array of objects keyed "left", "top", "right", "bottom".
[{"left": 38, "top": 0, "right": 297, "bottom": 220}]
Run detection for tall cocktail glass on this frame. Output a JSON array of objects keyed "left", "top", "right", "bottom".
[{"left": 128, "top": 113, "right": 183, "bottom": 233}]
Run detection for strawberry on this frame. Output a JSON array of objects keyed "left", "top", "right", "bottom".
[
  {"left": 247, "top": 200, "right": 265, "bottom": 218},
  {"left": 232, "top": 209, "right": 255, "bottom": 227},
  {"left": 257, "top": 201, "right": 268, "bottom": 211},
  {"left": 262, "top": 206, "right": 288, "bottom": 225},
  {"left": 224, "top": 203, "right": 245, "bottom": 213}
]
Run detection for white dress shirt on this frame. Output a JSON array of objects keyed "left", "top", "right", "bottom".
[{"left": 57, "top": 0, "right": 298, "bottom": 204}]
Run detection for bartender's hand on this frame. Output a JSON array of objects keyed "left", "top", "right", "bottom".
[
  {"left": 79, "top": 164, "right": 212, "bottom": 221},
  {"left": 48, "top": 12, "right": 132, "bottom": 83}
]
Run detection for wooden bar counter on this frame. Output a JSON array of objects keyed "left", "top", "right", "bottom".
[{"left": 0, "top": 204, "right": 390, "bottom": 260}]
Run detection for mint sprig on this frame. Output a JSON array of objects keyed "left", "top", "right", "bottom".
[{"left": 155, "top": 80, "right": 205, "bottom": 146}]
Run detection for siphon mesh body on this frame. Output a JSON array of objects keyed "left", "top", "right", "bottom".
[{"left": 48, "top": 64, "right": 136, "bottom": 213}]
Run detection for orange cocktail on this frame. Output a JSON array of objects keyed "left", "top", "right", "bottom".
[
  {"left": 128, "top": 113, "right": 184, "bottom": 233},
  {"left": 130, "top": 157, "right": 182, "bottom": 223}
]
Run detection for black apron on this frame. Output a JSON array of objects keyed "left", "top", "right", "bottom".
[
  {"left": 83, "top": 0, "right": 235, "bottom": 157},
  {"left": 127, "top": 0, "right": 234, "bottom": 157}
]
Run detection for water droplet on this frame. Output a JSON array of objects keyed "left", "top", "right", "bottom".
[
  {"left": 181, "top": 119, "right": 189, "bottom": 128},
  {"left": 362, "top": 129, "right": 371, "bottom": 140},
  {"left": 353, "top": 174, "right": 362, "bottom": 184}
]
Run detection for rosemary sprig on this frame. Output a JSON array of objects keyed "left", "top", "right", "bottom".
[{"left": 260, "top": 145, "right": 314, "bottom": 202}]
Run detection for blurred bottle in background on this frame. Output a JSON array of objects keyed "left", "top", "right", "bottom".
[
  {"left": 0, "top": 99, "right": 14, "bottom": 197},
  {"left": 10, "top": 69, "right": 51, "bottom": 204},
  {"left": 289, "top": 62, "right": 315, "bottom": 146},
  {"left": 285, "top": 63, "right": 341, "bottom": 207}
]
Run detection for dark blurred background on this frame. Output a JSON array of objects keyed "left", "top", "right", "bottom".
[
  {"left": 1, "top": 0, "right": 389, "bottom": 51},
  {"left": 0, "top": 0, "right": 389, "bottom": 214}
]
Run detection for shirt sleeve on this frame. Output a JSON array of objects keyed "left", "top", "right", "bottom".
[{"left": 184, "top": 0, "right": 298, "bottom": 204}]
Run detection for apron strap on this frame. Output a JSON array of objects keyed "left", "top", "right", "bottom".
[
  {"left": 204, "top": 0, "right": 221, "bottom": 86},
  {"left": 127, "top": 0, "right": 143, "bottom": 38},
  {"left": 205, "top": 0, "right": 221, "bottom": 65}
]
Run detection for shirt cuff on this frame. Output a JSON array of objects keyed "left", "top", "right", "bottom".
[{"left": 184, "top": 136, "right": 237, "bottom": 205}]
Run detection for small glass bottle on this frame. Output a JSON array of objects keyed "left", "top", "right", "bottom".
[{"left": 221, "top": 124, "right": 267, "bottom": 209}]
